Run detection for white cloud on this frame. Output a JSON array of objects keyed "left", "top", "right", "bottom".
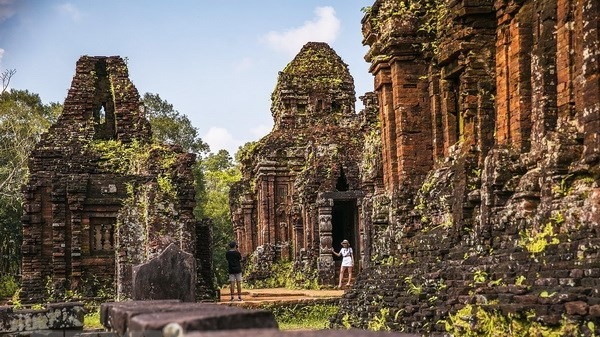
[
  {"left": 0, "top": 48, "right": 4, "bottom": 63},
  {"left": 56, "top": 3, "right": 83, "bottom": 22},
  {"left": 261, "top": 6, "right": 341, "bottom": 56},
  {"left": 203, "top": 126, "right": 240, "bottom": 155}
]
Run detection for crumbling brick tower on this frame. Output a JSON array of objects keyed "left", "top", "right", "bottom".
[
  {"left": 230, "top": 42, "right": 367, "bottom": 285},
  {"left": 21, "top": 56, "right": 214, "bottom": 302},
  {"left": 331, "top": 0, "right": 600, "bottom": 334}
]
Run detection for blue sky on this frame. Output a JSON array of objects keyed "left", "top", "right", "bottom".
[{"left": 0, "top": 1, "right": 373, "bottom": 155}]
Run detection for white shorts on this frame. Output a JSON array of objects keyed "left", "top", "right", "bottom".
[{"left": 229, "top": 273, "right": 242, "bottom": 282}]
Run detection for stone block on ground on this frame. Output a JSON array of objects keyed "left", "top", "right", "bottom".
[
  {"left": 102, "top": 301, "right": 277, "bottom": 336},
  {"left": 100, "top": 300, "right": 181, "bottom": 331},
  {"left": 0, "top": 302, "right": 85, "bottom": 335},
  {"left": 132, "top": 243, "right": 196, "bottom": 302},
  {"left": 127, "top": 304, "right": 277, "bottom": 337}
]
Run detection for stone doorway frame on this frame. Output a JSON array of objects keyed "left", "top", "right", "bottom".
[{"left": 316, "top": 190, "right": 364, "bottom": 285}]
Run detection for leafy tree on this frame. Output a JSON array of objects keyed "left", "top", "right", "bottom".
[
  {"left": 197, "top": 150, "right": 241, "bottom": 286},
  {"left": 140, "top": 92, "right": 239, "bottom": 286},
  {"left": 0, "top": 89, "right": 61, "bottom": 275},
  {"left": 141, "top": 93, "right": 209, "bottom": 155},
  {"left": 203, "top": 149, "right": 233, "bottom": 172}
]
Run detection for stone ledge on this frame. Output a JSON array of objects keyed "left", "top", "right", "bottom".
[
  {"left": 102, "top": 301, "right": 277, "bottom": 336},
  {"left": 0, "top": 302, "right": 84, "bottom": 336}
]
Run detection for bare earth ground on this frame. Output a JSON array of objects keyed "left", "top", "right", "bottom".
[
  {"left": 0, "top": 288, "right": 345, "bottom": 306},
  {"left": 217, "top": 287, "right": 345, "bottom": 307}
]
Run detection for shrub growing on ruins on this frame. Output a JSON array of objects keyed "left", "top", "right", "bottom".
[
  {"left": 443, "top": 304, "right": 584, "bottom": 336},
  {"left": 0, "top": 275, "right": 19, "bottom": 298}
]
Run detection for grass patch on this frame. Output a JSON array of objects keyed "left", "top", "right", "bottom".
[
  {"left": 262, "top": 303, "right": 338, "bottom": 331},
  {"left": 82, "top": 301, "right": 337, "bottom": 331},
  {"left": 84, "top": 307, "right": 103, "bottom": 330}
]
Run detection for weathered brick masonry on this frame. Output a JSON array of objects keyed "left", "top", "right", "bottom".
[
  {"left": 21, "top": 56, "right": 214, "bottom": 303},
  {"left": 230, "top": 42, "right": 372, "bottom": 285},
  {"left": 330, "top": 0, "right": 600, "bottom": 334}
]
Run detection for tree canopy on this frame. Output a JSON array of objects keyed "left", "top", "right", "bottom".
[
  {"left": 141, "top": 93, "right": 209, "bottom": 155},
  {"left": 198, "top": 150, "right": 241, "bottom": 285},
  {"left": 0, "top": 89, "right": 62, "bottom": 275}
]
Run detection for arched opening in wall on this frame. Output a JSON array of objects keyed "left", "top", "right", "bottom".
[
  {"left": 331, "top": 199, "right": 358, "bottom": 275},
  {"left": 336, "top": 166, "right": 349, "bottom": 191},
  {"left": 93, "top": 59, "right": 117, "bottom": 140},
  {"left": 442, "top": 74, "right": 462, "bottom": 153},
  {"left": 99, "top": 106, "right": 106, "bottom": 124},
  {"left": 93, "top": 101, "right": 117, "bottom": 140},
  {"left": 331, "top": 101, "right": 341, "bottom": 111}
]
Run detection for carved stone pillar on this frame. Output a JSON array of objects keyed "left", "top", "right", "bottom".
[
  {"left": 373, "top": 63, "right": 397, "bottom": 192},
  {"left": 241, "top": 196, "right": 254, "bottom": 250},
  {"left": 316, "top": 195, "right": 334, "bottom": 284},
  {"left": 291, "top": 205, "right": 303, "bottom": 258}
]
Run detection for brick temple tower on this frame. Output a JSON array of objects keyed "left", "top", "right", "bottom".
[
  {"left": 230, "top": 42, "right": 370, "bottom": 284},
  {"left": 331, "top": 0, "right": 600, "bottom": 334},
  {"left": 21, "top": 56, "right": 214, "bottom": 302}
]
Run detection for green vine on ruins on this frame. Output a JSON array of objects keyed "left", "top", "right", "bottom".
[
  {"left": 443, "top": 304, "right": 586, "bottom": 336},
  {"left": 518, "top": 219, "right": 560, "bottom": 256},
  {"left": 89, "top": 139, "right": 179, "bottom": 197},
  {"left": 366, "top": 0, "right": 447, "bottom": 56},
  {"left": 89, "top": 139, "right": 149, "bottom": 174},
  {"left": 361, "top": 120, "right": 382, "bottom": 177},
  {"left": 280, "top": 45, "right": 350, "bottom": 91}
]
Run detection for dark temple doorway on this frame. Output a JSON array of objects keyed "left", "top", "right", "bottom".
[{"left": 331, "top": 199, "right": 358, "bottom": 271}]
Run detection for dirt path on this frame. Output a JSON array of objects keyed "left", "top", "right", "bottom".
[{"left": 217, "top": 287, "right": 344, "bottom": 306}]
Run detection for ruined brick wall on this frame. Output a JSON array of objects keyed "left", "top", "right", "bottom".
[
  {"left": 332, "top": 0, "right": 600, "bottom": 334},
  {"left": 496, "top": 0, "right": 600, "bottom": 163},
  {"left": 352, "top": 92, "right": 383, "bottom": 272},
  {"left": 21, "top": 56, "right": 214, "bottom": 302},
  {"left": 230, "top": 42, "right": 369, "bottom": 285}
]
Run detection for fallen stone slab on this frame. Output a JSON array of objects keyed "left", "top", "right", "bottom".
[
  {"left": 100, "top": 300, "right": 181, "bottom": 331},
  {"left": 127, "top": 304, "right": 277, "bottom": 337},
  {"left": 101, "top": 301, "right": 276, "bottom": 336},
  {"left": 185, "top": 328, "right": 419, "bottom": 337},
  {"left": 0, "top": 302, "right": 84, "bottom": 335}
]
